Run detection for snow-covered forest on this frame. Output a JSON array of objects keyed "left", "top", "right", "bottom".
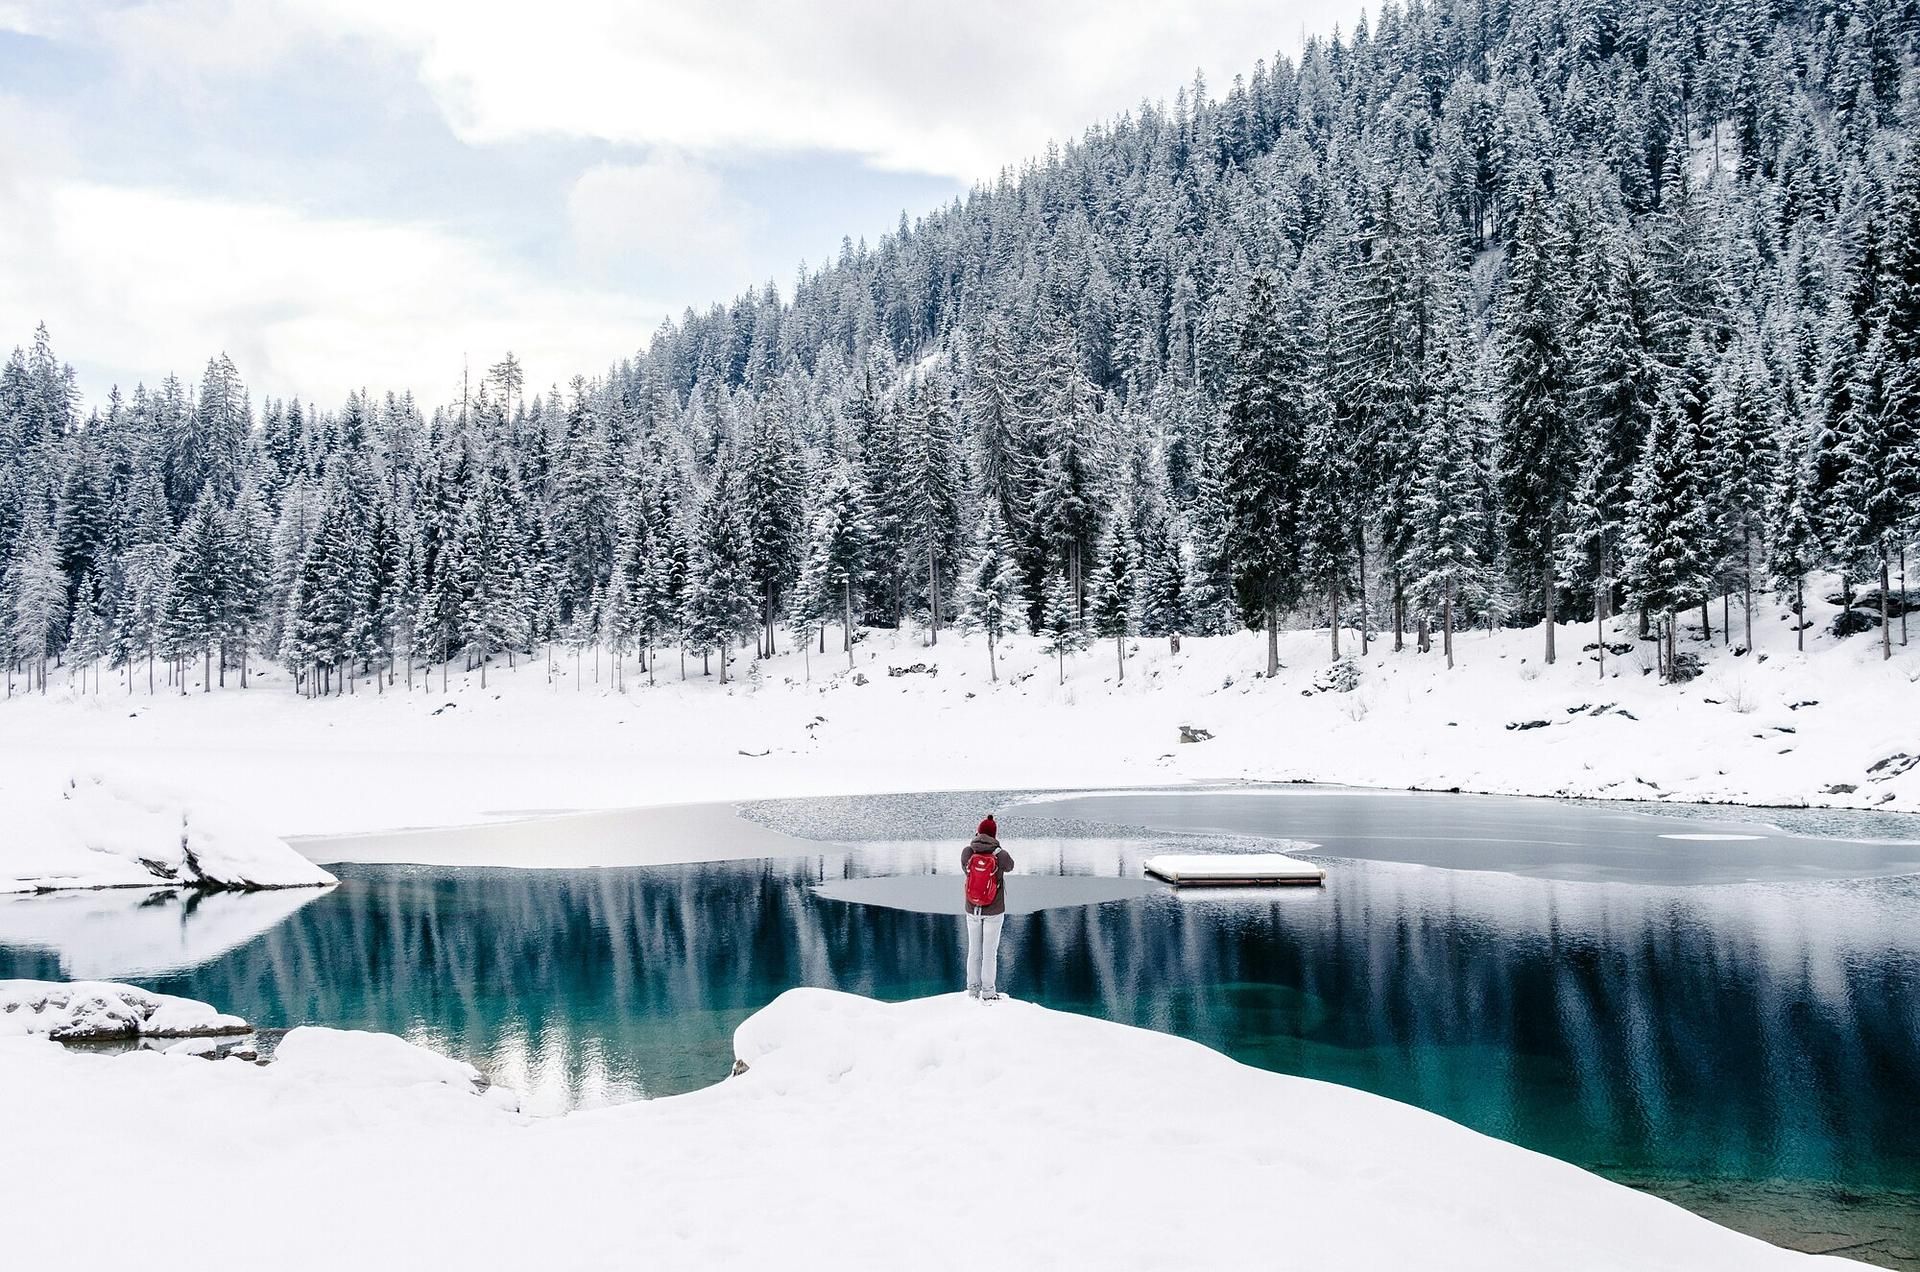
[{"left": 2, "top": 0, "right": 1918, "bottom": 699}]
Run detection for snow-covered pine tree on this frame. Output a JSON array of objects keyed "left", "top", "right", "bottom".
[
  {"left": 1406, "top": 302, "right": 1486, "bottom": 670},
  {"left": 903, "top": 376, "right": 963, "bottom": 645},
  {"left": 114, "top": 542, "right": 173, "bottom": 694},
  {"left": 1039, "top": 568, "right": 1087, "bottom": 684},
  {"left": 1086, "top": 504, "right": 1138, "bottom": 681},
  {"left": 164, "top": 483, "right": 230, "bottom": 693},
  {"left": 740, "top": 394, "right": 803, "bottom": 656},
  {"left": 1704, "top": 334, "right": 1780, "bottom": 651},
  {"left": 683, "top": 459, "right": 758, "bottom": 684},
  {"left": 961, "top": 503, "right": 1020, "bottom": 683},
  {"left": 455, "top": 469, "right": 525, "bottom": 689},
  {"left": 797, "top": 465, "right": 871, "bottom": 670},
  {"left": 1493, "top": 181, "right": 1577, "bottom": 664},
  {"left": 64, "top": 570, "right": 107, "bottom": 692},
  {"left": 1623, "top": 376, "right": 1717, "bottom": 678},
  {"left": 1133, "top": 483, "right": 1189, "bottom": 654},
  {"left": 1220, "top": 270, "right": 1307, "bottom": 674},
  {"left": 223, "top": 474, "right": 274, "bottom": 687},
  {"left": 1299, "top": 407, "right": 1354, "bottom": 662},
  {"left": 1767, "top": 433, "right": 1823, "bottom": 653},
  {"left": 1029, "top": 314, "right": 1105, "bottom": 621}
]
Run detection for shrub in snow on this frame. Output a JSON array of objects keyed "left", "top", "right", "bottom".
[{"left": 1309, "top": 658, "right": 1362, "bottom": 695}]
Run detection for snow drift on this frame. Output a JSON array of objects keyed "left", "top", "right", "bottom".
[
  {"left": 0, "top": 987, "right": 1853, "bottom": 1269},
  {"left": 2, "top": 774, "right": 337, "bottom": 893}
]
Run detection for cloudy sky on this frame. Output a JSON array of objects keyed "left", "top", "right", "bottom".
[{"left": 0, "top": 0, "right": 1357, "bottom": 410}]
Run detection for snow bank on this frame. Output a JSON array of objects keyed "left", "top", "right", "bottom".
[
  {"left": 1, "top": 774, "right": 337, "bottom": 893},
  {"left": 0, "top": 980, "right": 248, "bottom": 1040},
  {"left": 0, "top": 988, "right": 1851, "bottom": 1269}
]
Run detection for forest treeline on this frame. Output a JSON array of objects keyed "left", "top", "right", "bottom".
[{"left": 2, "top": 0, "right": 1918, "bottom": 697}]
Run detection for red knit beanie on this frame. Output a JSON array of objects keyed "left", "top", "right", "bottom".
[{"left": 978, "top": 815, "right": 997, "bottom": 837}]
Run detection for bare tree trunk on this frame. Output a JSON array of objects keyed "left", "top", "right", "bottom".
[
  {"left": 1544, "top": 580, "right": 1557, "bottom": 665},
  {"left": 1393, "top": 571, "right": 1405, "bottom": 652},
  {"left": 1266, "top": 604, "right": 1279, "bottom": 677},
  {"left": 1743, "top": 530, "right": 1753, "bottom": 653},
  {"left": 1901, "top": 543, "right": 1909, "bottom": 646},
  {"left": 202, "top": 645, "right": 211, "bottom": 693},
  {"left": 1882, "top": 553, "right": 1893, "bottom": 661},
  {"left": 1443, "top": 583, "right": 1455, "bottom": 670},
  {"left": 1115, "top": 631, "right": 1125, "bottom": 681},
  {"left": 928, "top": 544, "right": 940, "bottom": 646},
  {"left": 1329, "top": 583, "right": 1341, "bottom": 661},
  {"left": 845, "top": 579, "right": 855, "bottom": 670},
  {"left": 1700, "top": 597, "right": 1711, "bottom": 645},
  {"left": 1796, "top": 576, "right": 1805, "bottom": 652},
  {"left": 1595, "top": 584, "right": 1604, "bottom": 680},
  {"left": 1356, "top": 527, "right": 1369, "bottom": 656},
  {"left": 987, "top": 632, "right": 997, "bottom": 683}
]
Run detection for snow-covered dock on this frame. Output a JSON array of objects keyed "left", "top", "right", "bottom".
[{"left": 1144, "top": 852, "right": 1326, "bottom": 886}]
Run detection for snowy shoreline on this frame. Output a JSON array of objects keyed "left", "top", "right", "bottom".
[
  {"left": 1, "top": 585, "right": 1914, "bottom": 864},
  {"left": 0, "top": 985, "right": 1856, "bottom": 1270}
]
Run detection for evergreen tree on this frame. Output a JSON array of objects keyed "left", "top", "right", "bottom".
[
  {"left": 1220, "top": 270, "right": 1308, "bottom": 674},
  {"left": 164, "top": 484, "right": 230, "bottom": 693},
  {"left": 961, "top": 504, "right": 1019, "bottom": 683},
  {"left": 1623, "top": 377, "right": 1716, "bottom": 677},
  {"left": 797, "top": 466, "right": 872, "bottom": 669},
  {"left": 1086, "top": 510, "right": 1138, "bottom": 681},
  {"left": 65, "top": 570, "right": 108, "bottom": 693},
  {"left": 1493, "top": 183, "right": 1577, "bottom": 663},
  {"left": 1039, "top": 568, "right": 1088, "bottom": 683},
  {"left": 5, "top": 517, "right": 66, "bottom": 693},
  {"left": 683, "top": 461, "right": 758, "bottom": 684}
]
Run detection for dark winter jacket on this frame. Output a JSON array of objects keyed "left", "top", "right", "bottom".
[{"left": 962, "top": 833, "right": 1014, "bottom": 917}]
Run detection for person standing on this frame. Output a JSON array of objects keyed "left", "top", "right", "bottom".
[{"left": 963, "top": 815, "right": 1014, "bottom": 1000}]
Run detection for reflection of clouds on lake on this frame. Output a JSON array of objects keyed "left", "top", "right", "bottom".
[{"left": 0, "top": 885, "right": 333, "bottom": 980}]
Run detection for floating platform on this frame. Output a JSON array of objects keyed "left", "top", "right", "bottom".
[{"left": 1144, "top": 853, "right": 1326, "bottom": 887}]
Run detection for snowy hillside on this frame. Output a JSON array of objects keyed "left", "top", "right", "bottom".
[
  {"left": 1, "top": 775, "right": 338, "bottom": 892},
  {"left": 0, "top": 987, "right": 1851, "bottom": 1270},
  {"left": 1, "top": 580, "right": 1911, "bottom": 847}
]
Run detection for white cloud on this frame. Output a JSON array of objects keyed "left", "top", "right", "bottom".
[
  {"left": 0, "top": 159, "right": 666, "bottom": 406},
  {"left": 567, "top": 155, "right": 759, "bottom": 286},
  {"left": 55, "top": 0, "right": 1361, "bottom": 180}
]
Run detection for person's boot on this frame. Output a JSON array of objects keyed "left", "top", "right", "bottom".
[{"left": 966, "top": 984, "right": 980, "bottom": 998}]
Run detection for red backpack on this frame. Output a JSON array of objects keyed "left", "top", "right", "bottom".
[{"left": 965, "top": 850, "right": 1000, "bottom": 909}]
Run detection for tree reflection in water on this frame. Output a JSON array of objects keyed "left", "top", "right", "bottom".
[{"left": 2, "top": 845, "right": 1915, "bottom": 1221}]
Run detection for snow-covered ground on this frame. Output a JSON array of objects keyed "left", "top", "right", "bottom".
[
  {"left": 0, "top": 979, "right": 248, "bottom": 1040},
  {"left": 1, "top": 774, "right": 338, "bottom": 892},
  {"left": 0, "top": 583, "right": 1911, "bottom": 852},
  {"left": 0, "top": 986, "right": 1851, "bottom": 1270}
]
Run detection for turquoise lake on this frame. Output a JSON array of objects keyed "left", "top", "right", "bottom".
[{"left": 3, "top": 788, "right": 1915, "bottom": 1264}]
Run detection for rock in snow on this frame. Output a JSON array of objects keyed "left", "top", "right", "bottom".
[
  {"left": 0, "top": 980, "right": 248, "bottom": 1041},
  {"left": 0, "top": 988, "right": 1853, "bottom": 1269},
  {"left": 1, "top": 774, "right": 336, "bottom": 894}
]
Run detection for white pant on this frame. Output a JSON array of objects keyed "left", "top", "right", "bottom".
[{"left": 965, "top": 912, "right": 1005, "bottom": 993}]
